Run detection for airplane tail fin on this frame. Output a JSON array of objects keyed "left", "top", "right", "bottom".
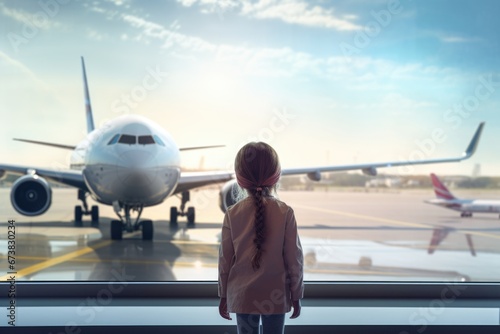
[
  {"left": 430, "top": 173, "right": 456, "bottom": 200},
  {"left": 81, "top": 57, "right": 95, "bottom": 134}
]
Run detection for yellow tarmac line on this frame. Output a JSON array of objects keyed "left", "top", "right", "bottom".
[
  {"left": 294, "top": 204, "right": 500, "bottom": 240},
  {"left": 0, "top": 240, "right": 112, "bottom": 281},
  {"left": 0, "top": 254, "right": 218, "bottom": 267}
]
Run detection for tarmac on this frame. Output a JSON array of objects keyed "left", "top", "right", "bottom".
[{"left": 1, "top": 187, "right": 500, "bottom": 282}]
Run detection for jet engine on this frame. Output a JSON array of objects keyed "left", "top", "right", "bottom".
[
  {"left": 219, "top": 180, "right": 242, "bottom": 213},
  {"left": 362, "top": 167, "right": 377, "bottom": 176},
  {"left": 307, "top": 171, "right": 321, "bottom": 181},
  {"left": 11, "top": 174, "right": 52, "bottom": 216}
]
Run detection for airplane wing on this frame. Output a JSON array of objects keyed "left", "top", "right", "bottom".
[
  {"left": 175, "top": 122, "right": 484, "bottom": 192},
  {"left": 0, "top": 163, "right": 87, "bottom": 190},
  {"left": 2, "top": 122, "right": 484, "bottom": 195},
  {"left": 175, "top": 171, "right": 234, "bottom": 194},
  {"left": 281, "top": 122, "right": 484, "bottom": 178},
  {"left": 11, "top": 139, "right": 224, "bottom": 152},
  {"left": 12, "top": 138, "right": 76, "bottom": 150}
]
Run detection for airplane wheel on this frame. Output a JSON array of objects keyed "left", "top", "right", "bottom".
[
  {"left": 91, "top": 205, "right": 99, "bottom": 225},
  {"left": 170, "top": 206, "right": 178, "bottom": 228},
  {"left": 74, "top": 206, "right": 83, "bottom": 226},
  {"left": 142, "top": 220, "right": 153, "bottom": 240},
  {"left": 461, "top": 212, "right": 465, "bottom": 217},
  {"left": 187, "top": 206, "right": 195, "bottom": 228},
  {"left": 111, "top": 220, "right": 123, "bottom": 240}
]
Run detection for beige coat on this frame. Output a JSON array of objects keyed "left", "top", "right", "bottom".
[{"left": 218, "top": 196, "right": 304, "bottom": 314}]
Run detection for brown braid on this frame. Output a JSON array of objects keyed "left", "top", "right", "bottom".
[
  {"left": 251, "top": 188, "right": 265, "bottom": 270},
  {"left": 234, "top": 142, "right": 281, "bottom": 271}
]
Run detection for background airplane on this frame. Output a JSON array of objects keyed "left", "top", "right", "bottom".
[
  {"left": 0, "top": 59, "right": 485, "bottom": 240},
  {"left": 425, "top": 173, "right": 500, "bottom": 218}
]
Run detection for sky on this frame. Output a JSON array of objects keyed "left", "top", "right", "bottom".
[{"left": 1, "top": 0, "right": 500, "bottom": 176}]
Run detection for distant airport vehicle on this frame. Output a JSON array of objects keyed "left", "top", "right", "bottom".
[
  {"left": 425, "top": 173, "right": 500, "bottom": 218},
  {"left": 0, "top": 58, "right": 485, "bottom": 240}
]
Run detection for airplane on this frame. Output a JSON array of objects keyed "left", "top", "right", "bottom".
[
  {"left": 425, "top": 173, "right": 500, "bottom": 218},
  {"left": 0, "top": 58, "right": 486, "bottom": 240},
  {"left": 427, "top": 226, "right": 476, "bottom": 256}
]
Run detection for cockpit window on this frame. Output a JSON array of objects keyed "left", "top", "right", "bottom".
[
  {"left": 138, "top": 135, "right": 155, "bottom": 145},
  {"left": 118, "top": 134, "right": 136, "bottom": 145},
  {"left": 108, "top": 134, "right": 164, "bottom": 146},
  {"left": 107, "top": 134, "right": 120, "bottom": 145},
  {"left": 153, "top": 135, "right": 165, "bottom": 147}
]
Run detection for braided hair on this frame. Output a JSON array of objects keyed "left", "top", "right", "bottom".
[{"left": 235, "top": 142, "right": 281, "bottom": 271}]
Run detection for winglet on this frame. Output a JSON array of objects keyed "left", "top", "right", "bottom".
[
  {"left": 81, "top": 57, "right": 95, "bottom": 134},
  {"left": 463, "top": 122, "right": 484, "bottom": 158}
]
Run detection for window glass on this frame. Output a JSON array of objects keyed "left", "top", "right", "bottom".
[
  {"left": 107, "top": 134, "right": 120, "bottom": 145},
  {"left": 1, "top": 1, "right": 499, "bottom": 284},
  {"left": 138, "top": 135, "right": 155, "bottom": 145},
  {"left": 153, "top": 135, "right": 165, "bottom": 147},
  {"left": 118, "top": 134, "right": 136, "bottom": 145}
]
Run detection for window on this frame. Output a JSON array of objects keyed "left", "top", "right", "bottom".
[
  {"left": 118, "top": 134, "right": 136, "bottom": 145},
  {"left": 107, "top": 134, "right": 120, "bottom": 145},
  {"left": 2, "top": 1, "right": 499, "bottom": 289},
  {"left": 153, "top": 135, "right": 165, "bottom": 147},
  {"left": 138, "top": 135, "right": 155, "bottom": 145}
]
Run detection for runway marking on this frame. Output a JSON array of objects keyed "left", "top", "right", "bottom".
[
  {"left": 0, "top": 240, "right": 112, "bottom": 281},
  {"left": 294, "top": 204, "right": 500, "bottom": 240},
  {"left": 0, "top": 254, "right": 219, "bottom": 268}
]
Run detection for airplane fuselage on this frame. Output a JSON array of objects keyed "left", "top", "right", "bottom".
[
  {"left": 70, "top": 114, "right": 181, "bottom": 207},
  {"left": 426, "top": 198, "right": 500, "bottom": 214}
]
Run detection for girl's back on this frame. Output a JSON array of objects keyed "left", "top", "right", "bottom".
[{"left": 221, "top": 196, "right": 303, "bottom": 314}]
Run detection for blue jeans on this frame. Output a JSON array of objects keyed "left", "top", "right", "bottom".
[{"left": 236, "top": 313, "right": 285, "bottom": 334}]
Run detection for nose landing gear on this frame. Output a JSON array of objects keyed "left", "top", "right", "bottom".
[
  {"left": 111, "top": 203, "right": 152, "bottom": 240},
  {"left": 170, "top": 191, "right": 196, "bottom": 229}
]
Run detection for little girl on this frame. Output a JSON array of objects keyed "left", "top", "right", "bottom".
[{"left": 218, "top": 142, "right": 304, "bottom": 334}]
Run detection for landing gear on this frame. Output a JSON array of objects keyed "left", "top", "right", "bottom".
[
  {"left": 169, "top": 191, "right": 196, "bottom": 229},
  {"left": 74, "top": 206, "right": 83, "bottom": 226},
  {"left": 110, "top": 203, "right": 153, "bottom": 240},
  {"left": 187, "top": 207, "right": 195, "bottom": 227},
  {"left": 142, "top": 220, "right": 153, "bottom": 240},
  {"left": 111, "top": 220, "right": 122, "bottom": 240},
  {"left": 91, "top": 206, "right": 99, "bottom": 226},
  {"left": 461, "top": 212, "right": 472, "bottom": 217},
  {"left": 74, "top": 190, "right": 99, "bottom": 226},
  {"left": 170, "top": 207, "right": 178, "bottom": 229}
]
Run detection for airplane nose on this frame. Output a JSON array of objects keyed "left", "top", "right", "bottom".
[
  {"left": 122, "top": 170, "right": 153, "bottom": 187},
  {"left": 119, "top": 150, "right": 153, "bottom": 168}
]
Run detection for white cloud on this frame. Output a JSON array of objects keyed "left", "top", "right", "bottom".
[
  {"left": 119, "top": 12, "right": 463, "bottom": 86},
  {"left": 178, "top": 0, "right": 239, "bottom": 12},
  {"left": 86, "top": 29, "right": 107, "bottom": 41},
  {"left": 441, "top": 35, "right": 472, "bottom": 43},
  {"left": 425, "top": 30, "right": 481, "bottom": 44},
  {"left": 122, "top": 14, "right": 216, "bottom": 52},
  {"left": 178, "top": 0, "right": 199, "bottom": 6},
  {"left": 0, "top": 2, "right": 61, "bottom": 30},
  {"left": 0, "top": 51, "right": 48, "bottom": 89},
  {"left": 177, "top": 0, "right": 361, "bottom": 30},
  {"left": 241, "top": 0, "right": 361, "bottom": 31}
]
